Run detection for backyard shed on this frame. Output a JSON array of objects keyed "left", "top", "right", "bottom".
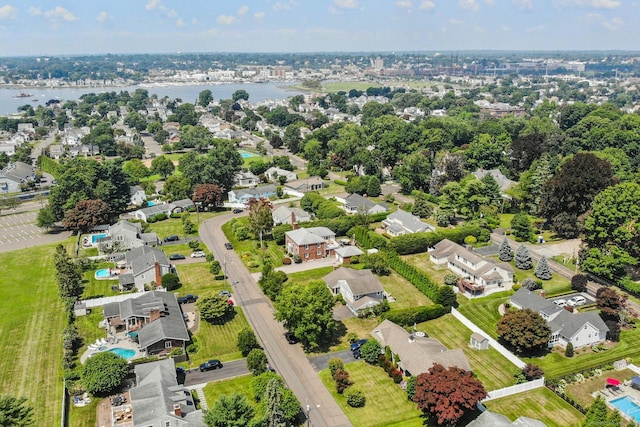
[{"left": 470, "top": 332, "right": 490, "bottom": 350}]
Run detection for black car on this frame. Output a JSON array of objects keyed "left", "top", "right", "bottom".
[
  {"left": 177, "top": 294, "right": 198, "bottom": 304},
  {"left": 219, "top": 290, "right": 231, "bottom": 297},
  {"left": 164, "top": 235, "right": 179, "bottom": 242},
  {"left": 232, "top": 208, "right": 243, "bottom": 214},
  {"left": 352, "top": 348, "right": 362, "bottom": 359},
  {"left": 224, "top": 242, "right": 233, "bottom": 250},
  {"left": 284, "top": 332, "right": 299, "bottom": 344},
  {"left": 199, "top": 359, "right": 223, "bottom": 372},
  {"left": 169, "top": 254, "right": 186, "bottom": 260},
  {"left": 350, "top": 339, "right": 368, "bottom": 352}
]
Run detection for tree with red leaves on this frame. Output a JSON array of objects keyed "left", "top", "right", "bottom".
[
  {"left": 192, "top": 183, "right": 224, "bottom": 210},
  {"left": 596, "top": 287, "right": 627, "bottom": 320},
  {"left": 413, "top": 363, "right": 487, "bottom": 426},
  {"left": 63, "top": 199, "right": 111, "bottom": 233}
]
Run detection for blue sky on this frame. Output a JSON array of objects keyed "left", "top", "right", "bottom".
[{"left": 0, "top": 0, "right": 636, "bottom": 56}]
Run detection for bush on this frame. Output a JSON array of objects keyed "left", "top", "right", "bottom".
[
  {"left": 293, "top": 254, "right": 301, "bottom": 263},
  {"left": 334, "top": 368, "right": 353, "bottom": 394},
  {"left": 521, "top": 278, "right": 541, "bottom": 291},
  {"left": 328, "top": 358, "right": 344, "bottom": 379},
  {"left": 282, "top": 257, "right": 292, "bottom": 265},
  {"left": 382, "top": 305, "right": 447, "bottom": 326},
  {"left": 188, "top": 240, "right": 201, "bottom": 250},
  {"left": 247, "top": 349, "right": 268, "bottom": 375},
  {"left": 237, "top": 327, "right": 260, "bottom": 357},
  {"left": 512, "top": 283, "right": 522, "bottom": 291},
  {"left": 161, "top": 273, "right": 181, "bottom": 291},
  {"left": 186, "top": 343, "right": 198, "bottom": 354},
  {"left": 346, "top": 389, "right": 366, "bottom": 407},
  {"left": 571, "top": 274, "right": 588, "bottom": 293},
  {"left": 565, "top": 342, "right": 574, "bottom": 358},
  {"left": 444, "top": 273, "right": 458, "bottom": 286},
  {"left": 463, "top": 235, "right": 477, "bottom": 245},
  {"left": 360, "top": 340, "right": 382, "bottom": 364}
]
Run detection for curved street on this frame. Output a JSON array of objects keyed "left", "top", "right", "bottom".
[{"left": 199, "top": 213, "right": 352, "bottom": 427}]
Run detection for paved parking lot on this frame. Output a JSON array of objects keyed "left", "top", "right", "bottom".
[
  {"left": 547, "top": 292, "right": 595, "bottom": 307},
  {"left": 0, "top": 210, "right": 71, "bottom": 253}
]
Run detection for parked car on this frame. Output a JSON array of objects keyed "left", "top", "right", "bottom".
[
  {"left": 191, "top": 251, "right": 206, "bottom": 258},
  {"left": 169, "top": 254, "right": 186, "bottom": 260},
  {"left": 554, "top": 299, "right": 567, "bottom": 307},
  {"left": 164, "top": 235, "right": 179, "bottom": 242},
  {"left": 352, "top": 348, "right": 362, "bottom": 359},
  {"left": 567, "top": 296, "right": 587, "bottom": 307},
  {"left": 219, "top": 290, "right": 231, "bottom": 297},
  {"left": 177, "top": 294, "right": 198, "bottom": 304},
  {"left": 350, "top": 339, "right": 368, "bottom": 352},
  {"left": 224, "top": 242, "right": 233, "bottom": 250},
  {"left": 199, "top": 359, "right": 223, "bottom": 372},
  {"left": 284, "top": 332, "right": 299, "bottom": 344},
  {"left": 232, "top": 208, "right": 243, "bottom": 214}
]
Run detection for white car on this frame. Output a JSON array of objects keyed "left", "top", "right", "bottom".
[
  {"left": 554, "top": 299, "right": 567, "bottom": 307},
  {"left": 190, "top": 251, "right": 206, "bottom": 258},
  {"left": 567, "top": 296, "right": 586, "bottom": 307}
]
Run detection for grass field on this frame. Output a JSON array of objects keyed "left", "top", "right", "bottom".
[
  {"left": 287, "top": 266, "right": 334, "bottom": 284},
  {"left": 203, "top": 374, "right": 255, "bottom": 410},
  {"left": 380, "top": 271, "right": 433, "bottom": 310},
  {"left": 485, "top": 387, "right": 584, "bottom": 426},
  {"left": 81, "top": 261, "right": 121, "bottom": 298},
  {"left": 222, "top": 219, "right": 285, "bottom": 272},
  {"left": 456, "top": 294, "right": 509, "bottom": 339},
  {"left": 401, "top": 253, "right": 450, "bottom": 285},
  {"left": 0, "top": 240, "right": 75, "bottom": 426},
  {"left": 146, "top": 212, "right": 221, "bottom": 240},
  {"left": 420, "top": 314, "right": 518, "bottom": 390},
  {"left": 565, "top": 368, "right": 636, "bottom": 407},
  {"left": 319, "top": 362, "right": 425, "bottom": 427},
  {"left": 321, "top": 81, "right": 382, "bottom": 92}
]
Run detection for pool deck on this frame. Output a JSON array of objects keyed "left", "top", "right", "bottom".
[
  {"left": 80, "top": 335, "right": 143, "bottom": 364},
  {"left": 598, "top": 383, "right": 640, "bottom": 421}
]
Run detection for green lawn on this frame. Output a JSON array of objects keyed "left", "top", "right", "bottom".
[
  {"left": 319, "top": 362, "right": 425, "bottom": 427},
  {"left": 82, "top": 261, "right": 120, "bottom": 298},
  {"left": 380, "top": 271, "right": 433, "bottom": 310},
  {"left": 401, "top": 253, "right": 450, "bottom": 285},
  {"left": 420, "top": 314, "right": 518, "bottom": 390},
  {"left": 0, "top": 240, "right": 73, "bottom": 426},
  {"left": 456, "top": 294, "right": 509, "bottom": 339},
  {"left": 565, "top": 368, "right": 637, "bottom": 407},
  {"left": 222, "top": 219, "right": 285, "bottom": 272},
  {"left": 146, "top": 212, "right": 222, "bottom": 240},
  {"left": 321, "top": 81, "right": 382, "bottom": 92},
  {"left": 287, "top": 266, "right": 334, "bottom": 284},
  {"left": 485, "top": 387, "right": 584, "bottom": 427},
  {"left": 202, "top": 374, "right": 255, "bottom": 410}
]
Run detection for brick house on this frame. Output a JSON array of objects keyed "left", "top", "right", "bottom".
[{"left": 285, "top": 227, "right": 338, "bottom": 262}]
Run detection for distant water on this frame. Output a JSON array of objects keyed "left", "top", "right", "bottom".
[{"left": 0, "top": 82, "right": 304, "bottom": 116}]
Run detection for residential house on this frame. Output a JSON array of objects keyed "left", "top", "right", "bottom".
[
  {"left": 429, "top": 239, "right": 514, "bottom": 295},
  {"left": 272, "top": 206, "right": 312, "bottom": 226},
  {"left": 133, "top": 199, "right": 194, "bottom": 223},
  {"left": 285, "top": 226, "right": 338, "bottom": 262},
  {"left": 234, "top": 171, "right": 259, "bottom": 188},
  {"left": 130, "top": 185, "right": 147, "bottom": 206},
  {"left": 265, "top": 167, "right": 297, "bottom": 183},
  {"left": 283, "top": 177, "right": 325, "bottom": 196},
  {"left": 472, "top": 168, "right": 517, "bottom": 193},
  {"left": 509, "top": 288, "right": 608, "bottom": 349},
  {"left": 129, "top": 359, "right": 203, "bottom": 427},
  {"left": 0, "top": 161, "right": 35, "bottom": 193},
  {"left": 334, "top": 245, "right": 364, "bottom": 264},
  {"left": 381, "top": 209, "right": 434, "bottom": 236},
  {"left": 467, "top": 411, "right": 547, "bottom": 427},
  {"left": 371, "top": 320, "right": 472, "bottom": 376},
  {"left": 342, "top": 193, "right": 388, "bottom": 215},
  {"left": 103, "top": 291, "right": 190, "bottom": 356},
  {"left": 227, "top": 184, "right": 277, "bottom": 205},
  {"left": 49, "top": 144, "right": 64, "bottom": 159},
  {"left": 97, "top": 220, "right": 159, "bottom": 253},
  {"left": 117, "top": 246, "right": 172, "bottom": 292},
  {"left": 324, "top": 268, "right": 384, "bottom": 315}
]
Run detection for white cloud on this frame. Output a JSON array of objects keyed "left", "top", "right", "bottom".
[
  {"left": 217, "top": 14, "right": 237, "bottom": 25},
  {"left": 333, "top": 0, "right": 358, "bottom": 9},
  {"left": 238, "top": 6, "right": 249, "bottom": 16},
  {"left": 0, "top": 5, "right": 17, "bottom": 20},
  {"left": 513, "top": 0, "right": 533, "bottom": 9},
  {"left": 396, "top": 0, "right": 413, "bottom": 9},
  {"left": 176, "top": 18, "right": 185, "bottom": 27},
  {"left": 192, "top": 18, "right": 198, "bottom": 25},
  {"left": 603, "top": 16, "right": 622, "bottom": 29},
  {"left": 449, "top": 18, "right": 463, "bottom": 24},
  {"left": 555, "top": 0, "right": 620, "bottom": 9},
  {"left": 484, "top": 0, "right": 495, "bottom": 5},
  {"left": 501, "top": 24, "right": 511, "bottom": 31},
  {"left": 45, "top": 7, "right": 79, "bottom": 22},
  {"left": 420, "top": 0, "right": 436, "bottom": 10},
  {"left": 28, "top": 6, "right": 41, "bottom": 16},
  {"left": 96, "top": 11, "right": 110, "bottom": 23},
  {"left": 459, "top": 0, "right": 479, "bottom": 10},
  {"left": 254, "top": 11, "right": 266, "bottom": 19},
  {"left": 526, "top": 24, "right": 546, "bottom": 32},
  {"left": 273, "top": 1, "right": 297, "bottom": 11},
  {"left": 145, "top": 0, "right": 161, "bottom": 11}
]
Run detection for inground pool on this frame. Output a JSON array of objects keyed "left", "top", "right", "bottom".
[
  {"left": 239, "top": 150, "right": 260, "bottom": 159},
  {"left": 94, "top": 269, "right": 114, "bottom": 279},
  {"left": 91, "top": 233, "right": 107, "bottom": 244},
  {"left": 109, "top": 348, "right": 136, "bottom": 359},
  {"left": 610, "top": 396, "right": 640, "bottom": 422}
]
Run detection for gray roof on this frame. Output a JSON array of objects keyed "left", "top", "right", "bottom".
[
  {"left": 138, "top": 316, "right": 190, "bottom": 350},
  {"left": 232, "top": 184, "right": 277, "bottom": 199},
  {"left": 383, "top": 209, "right": 433, "bottom": 233},
  {"left": 284, "top": 176, "right": 325, "bottom": 191},
  {"left": 467, "top": 411, "right": 547, "bottom": 427},
  {"left": 285, "top": 228, "right": 326, "bottom": 245},
  {"left": 272, "top": 206, "right": 311, "bottom": 224},
  {"left": 335, "top": 246, "right": 364, "bottom": 258},
  {"left": 131, "top": 359, "right": 203, "bottom": 427},
  {"left": 471, "top": 332, "right": 488, "bottom": 343},
  {"left": 472, "top": 168, "right": 517, "bottom": 192},
  {"left": 137, "top": 199, "right": 193, "bottom": 218},
  {"left": 126, "top": 246, "right": 170, "bottom": 276},
  {"left": 323, "top": 268, "right": 383, "bottom": 295},
  {"left": 140, "top": 232, "right": 159, "bottom": 244},
  {"left": 549, "top": 310, "right": 609, "bottom": 339},
  {"left": 371, "top": 320, "right": 472, "bottom": 375},
  {"left": 510, "top": 288, "right": 563, "bottom": 316},
  {"left": 109, "top": 220, "right": 142, "bottom": 236},
  {"left": 0, "top": 161, "right": 34, "bottom": 183},
  {"left": 345, "top": 193, "right": 384, "bottom": 211}
]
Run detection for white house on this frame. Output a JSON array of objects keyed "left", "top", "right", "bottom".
[
  {"left": 133, "top": 199, "right": 194, "bottom": 223},
  {"left": 323, "top": 268, "right": 384, "bottom": 315},
  {"left": 334, "top": 245, "right": 364, "bottom": 264},
  {"left": 381, "top": 209, "right": 434, "bottom": 236},
  {"left": 130, "top": 186, "right": 147, "bottom": 207},
  {"left": 342, "top": 193, "right": 388, "bottom": 215},
  {"left": 272, "top": 206, "right": 311, "bottom": 225},
  {"left": 234, "top": 171, "right": 259, "bottom": 188},
  {"left": 509, "top": 288, "right": 609, "bottom": 349},
  {"left": 0, "top": 161, "right": 35, "bottom": 193},
  {"left": 265, "top": 167, "right": 297, "bottom": 183}
]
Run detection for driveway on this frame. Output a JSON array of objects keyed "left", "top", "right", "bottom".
[
  {"left": 183, "top": 359, "right": 249, "bottom": 387},
  {"left": 308, "top": 350, "right": 360, "bottom": 372}
]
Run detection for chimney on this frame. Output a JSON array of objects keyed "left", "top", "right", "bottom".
[
  {"left": 291, "top": 211, "right": 299, "bottom": 230},
  {"left": 149, "top": 308, "right": 161, "bottom": 321},
  {"left": 173, "top": 403, "right": 182, "bottom": 417},
  {"left": 155, "top": 261, "right": 162, "bottom": 287}
]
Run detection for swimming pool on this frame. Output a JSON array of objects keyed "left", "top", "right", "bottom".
[
  {"left": 610, "top": 396, "right": 640, "bottom": 421},
  {"left": 239, "top": 150, "right": 260, "bottom": 159},
  {"left": 91, "top": 233, "right": 107, "bottom": 244},
  {"left": 109, "top": 348, "right": 136, "bottom": 359},
  {"left": 95, "top": 269, "right": 114, "bottom": 279},
  {"left": 147, "top": 200, "right": 156, "bottom": 206}
]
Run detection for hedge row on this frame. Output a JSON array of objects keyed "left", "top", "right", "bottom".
[
  {"left": 382, "top": 304, "right": 447, "bottom": 326},
  {"left": 385, "top": 251, "right": 441, "bottom": 301},
  {"left": 387, "top": 223, "right": 491, "bottom": 255}
]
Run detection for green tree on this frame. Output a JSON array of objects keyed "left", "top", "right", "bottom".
[
  {"left": 247, "top": 197, "right": 274, "bottom": 245},
  {"left": 534, "top": 256, "right": 552, "bottom": 280},
  {"left": 161, "top": 273, "right": 180, "bottom": 291},
  {"left": 498, "top": 237, "right": 513, "bottom": 262},
  {"left": 360, "top": 340, "right": 381, "bottom": 364},
  {"left": 237, "top": 327, "right": 260, "bottom": 357},
  {"left": 514, "top": 244, "right": 533, "bottom": 270},
  {"left": 36, "top": 206, "right": 57, "bottom": 231},
  {"left": 122, "top": 158, "right": 150, "bottom": 181},
  {"left": 511, "top": 212, "right": 533, "bottom": 242},
  {"left": 435, "top": 285, "right": 457, "bottom": 307},
  {"left": 565, "top": 342, "right": 574, "bottom": 358},
  {"left": 412, "top": 193, "right": 432, "bottom": 219},
  {"left": 164, "top": 175, "right": 192, "bottom": 201},
  {"left": 275, "top": 281, "right": 337, "bottom": 351},
  {"left": 247, "top": 348, "right": 268, "bottom": 376},
  {"left": 178, "top": 141, "right": 243, "bottom": 191},
  {"left": 264, "top": 378, "right": 288, "bottom": 427},
  {"left": 251, "top": 372, "right": 283, "bottom": 402},
  {"left": 198, "top": 89, "right": 213, "bottom": 108},
  {"left": 54, "top": 245, "right": 83, "bottom": 300},
  {"left": 232, "top": 90, "right": 250, "bottom": 102},
  {"left": 0, "top": 395, "right": 35, "bottom": 427},
  {"left": 179, "top": 125, "right": 214, "bottom": 151},
  {"left": 198, "top": 295, "right": 234, "bottom": 324},
  {"left": 204, "top": 393, "right": 254, "bottom": 427},
  {"left": 496, "top": 308, "right": 551, "bottom": 354},
  {"left": 82, "top": 352, "right": 129, "bottom": 395},
  {"left": 366, "top": 176, "right": 381, "bottom": 197},
  {"left": 583, "top": 396, "right": 608, "bottom": 427},
  {"left": 151, "top": 155, "right": 175, "bottom": 179}
]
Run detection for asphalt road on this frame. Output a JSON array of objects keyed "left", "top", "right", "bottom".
[
  {"left": 183, "top": 358, "right": 249, "bottom": 387},
  {"left": 199, "top": 213, "right": 352, "bottom": 427}
]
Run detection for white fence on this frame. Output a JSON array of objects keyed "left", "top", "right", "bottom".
[
  {"left": 81, "top": 290, "right": 158, "bottom": 309},
  {"left": 482, "top": 378, "right": 545, "bottom": 402},
  {"left": 450, "top": 307, "right": 526, "bottom": 369}
]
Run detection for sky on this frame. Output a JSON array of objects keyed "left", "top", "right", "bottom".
[{"left": 0, "top": 0, "right": 637, "bottom": 56}]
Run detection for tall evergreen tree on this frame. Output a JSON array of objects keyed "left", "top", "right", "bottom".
[
  {"left": 498, "top": 237, "right": 513, "bottom": 262},
  {"left": 511, "top": 211, "right": 533, "bottom": 242},
  {"left": 534, "top": 256, "right": 553, "bottom": 280},
  {"left": 265, "top": 379, "right": 288, "bottom": 427},
  {"left": 514, "top": 244, "right": 533, "bottom": 270},
  {"left": 583, "top": 396, "right": 608, "bottom": 427}
]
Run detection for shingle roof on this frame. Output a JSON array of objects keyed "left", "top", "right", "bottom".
[
  {"left": 126, "top": 246, "right": 170, "bottom": 276},
  {"left": 383, "top": 209, "right": 432, "bottom": 233},
  {"left": 345, "top": 193, "right": 376, "bottom": 210},
  {"left": 549, "top": 310, "right": 609, "bottom": 340},
  {"left": 510, "top": 288, "right": 562, "bottom": 315},
  {"left": 285, "top": 228, "right": 326, "bottom": 245},
  {"left": 272, "top": 206, "right": 310, "bottom": 224},
  {"left": 335, "top": 246, "right": 364, "bottom": 258},
  {"left": 233, "top": 184, "right": 277, "bottom": 199}
]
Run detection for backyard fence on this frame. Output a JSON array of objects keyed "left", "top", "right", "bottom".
[
  {"left": 450, "top": 307, "right": 526, "bottom": 369},
  {"left": 482, "top": 378, "right": 545, "bottom": 402}
]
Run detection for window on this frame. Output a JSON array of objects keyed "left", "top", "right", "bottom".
[
  {"left": 316, "top": 251, "right": 322, "bottom": 256},
  {"left": 141, "top": 274, "right": 145, "bottom": 279},
  {"left": 305, "top": 253, "right": 309, "bottom": 258},
  {"left": 305, "top": 244, "right": 309, "bottom": 250},
  {"left": 165, "top": 341, "right": 172, "bottom": 349},
  {"left": 317, "top": 243, "right": 321, "bottom": 248},
  {"left": 165, "top": 422, "right": 171, "bottom": 427}
]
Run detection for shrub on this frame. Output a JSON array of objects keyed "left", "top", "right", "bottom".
[
  {"left": 464, "top": 235, "right": 477, "bottom": 245},
  {"left": 360, "top": 340, "right": 382, "bottom": 364},
  {"left": 237, "top": 327, "right": 260, "bottom": 357},
  {"left": 444, "top": 273, "right": 458, "bottom": 286},
  {"left": 382, "top": 305, "right": 447, "bottom": 326},
  {"left": 161, "top": 273, "right": 181, "bottom": 291},
  {"left": 565, "top": 342, "right": 574, "bottom": 358},
  {"left": 247, "top": 349, "right": 268, "bottom": 375},
  {"left": 186, "top": 343, "right": 198, "bottom": 354},
  {"left": 334, "top": 369, "right": 353, "bottom": 394},
  {"left": 571, "top": 274, "right": 588, "bottom": 292},
  {"left": 346, "top": 389, "right": 366, "bottom": 407},
  {"left": 293, "top": 254, "right": 301, "bottom": 263},
  {"left": 349, "top": 255, "right": 359, "bottom": 265},
  {"left": 188, "top": 240, "right": 201, "bottom": 250},
  {"left": 512, "top": 283, "right": 521, "bottom": 291},
  {"left": 328, "top": 358, "right": 344, "bottom": 379},
  {"left": 282, "top": 257, "right": 292, "bottom": 265},
  {"left": 521, "top": 278, "right": 540, "bottom": 291}
]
